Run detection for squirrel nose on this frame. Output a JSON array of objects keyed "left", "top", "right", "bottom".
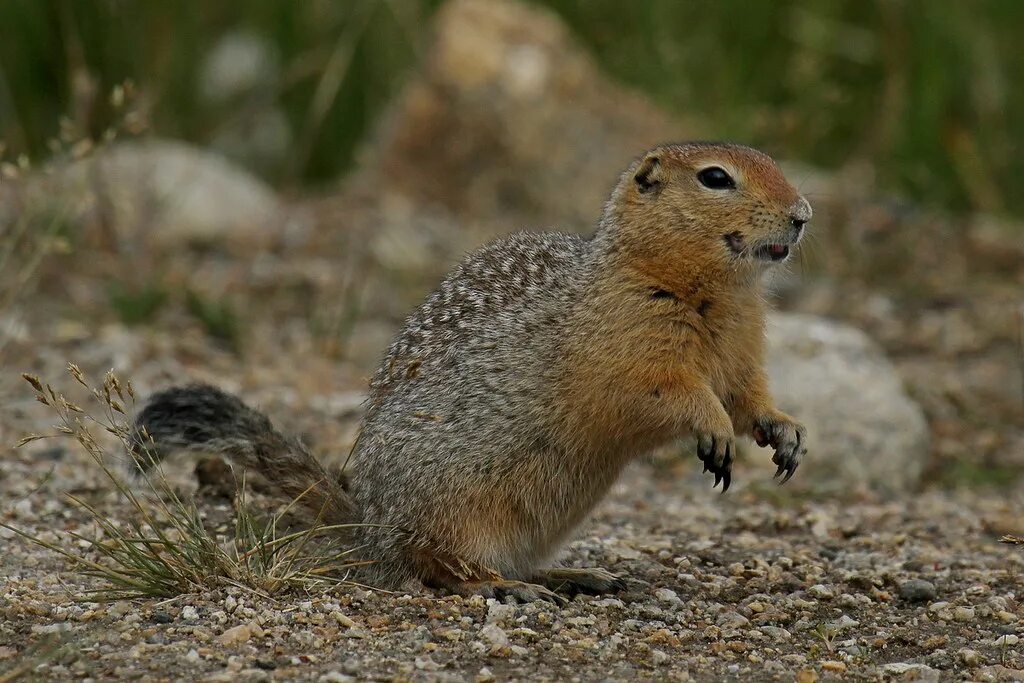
[{"left": 788, "top": 196, "right": 812, "bottom": 234}]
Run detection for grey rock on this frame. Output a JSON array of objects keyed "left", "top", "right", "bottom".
[
  {"left": 715, "top": 611, "right": 749, "bottom": 629},
  {"left": 17, "top": 139, "right": 289, "bottom": 250},
  {"left": 764, "top": 312, "right": 930, "bottom": 495},
  {"left": 879, "top": 662, "right": 940, "bottom": 682},
  {"left": 898, "top": 579, "right": 938, "bottom": 603}
]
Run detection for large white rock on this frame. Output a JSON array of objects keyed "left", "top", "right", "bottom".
[
  {"left": 2, "top": 139, "right": 289, "bottom": 250},
  {"left": 763, "top": 312, "right": 930, "bottom": 495},
  {"left": 72, "top": 139, "right": 285, "bottom": 247}
]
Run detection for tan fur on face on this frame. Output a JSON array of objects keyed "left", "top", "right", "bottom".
[{"left": 606, "top": 142, "right": 808, "bottom": 289}]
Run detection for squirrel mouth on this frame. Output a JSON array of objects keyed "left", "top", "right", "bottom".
[{"left": 753, "top": 243, "right": 790, "bottom": 262}]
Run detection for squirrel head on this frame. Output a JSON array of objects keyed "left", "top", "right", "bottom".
[{"left": 601, "top": 142, "right": 811, "bottom": 283}]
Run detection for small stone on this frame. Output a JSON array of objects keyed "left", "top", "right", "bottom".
[
  {"left": 954, "top": 606, "right": 975, "bottom": 622},
  {"left": 760, "top": 626, "right": 791, "bottom": 640},
  {"left": 152, "top": 610, "right": 174, "bottom": 624},
  {"left": 181, "top": 606, "right": 199, "bottom": 621},
  {"left": 185, "top": 649, "right": 200, "bottom": 663},
  {"left": 651, "top": 649, "right": 670, "bottom": 666},
  {"left": 994, "top": 634, "right": 1019, "bottom": 646},
  {"left": 959, "top": 649, "right": 981, "bottom": 666},
  {"left": 829, "top": 614, "right": 859, "bottom": 631},
  {"left": 716, "top": 611, "right": 750, "bottom": 629},
  {"left": 821, "top": 661, "right": 846, "bottom": 673},
  {"left": 881, "top": 663, "right": 940, "bottom": 682},
  {"left": 807, "top": 585, "right": 834, "bottom": 600},
  {"left": 795, "top": 669, "right": 818, "bottom": 683},
  {"left": 996, "top": 610, "right": 1016, "bottom": 623},
  {"left": 107, "top": 602, "right": 132, "bottom": 619},
  {"left": 486, "top": 601, "right": 517, "bottom": 625},
  {"left": 332, "top": 612, "right": 356, "bottom": 628},
  {"left": 216, "top": 624, "right": 252, "bottom": 646},
  {"left": 319, "top": 673, "right": 354, "bottom": 683},
  {"left": 899, "top": 579, "right": 937, "bottom": 603},
  {"left": 479, "top": 623, "right": 509, "bottom": 648},
  {"left": 414, "top": 656, "right": 440, "bottom": 671},
  {"left": 475, "top": 667, "right": 496, "bottom": 683},
  {"left": 655, "top": 588, "right": 681, "bottom": 605}
]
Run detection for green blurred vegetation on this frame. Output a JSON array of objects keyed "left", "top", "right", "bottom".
[{"left": 0, "top": 0, "right": 1019, "bottom": 215}]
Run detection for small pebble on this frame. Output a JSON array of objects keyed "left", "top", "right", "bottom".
[
  {"left": 479, "top": 624, "right": 509, "bottom": 648},
  {"left": 716, "top": 611, "right": 750, "bottom": 629},
  {"left": 954, "top": 606, "right": 975, "bottom": 622},
  {"left": 216, "top": 624, "right": 251, "bottom": 646},
  {"left": 807, "top": 585, "right": 834, "bottom": 600},
  {"left": 486, "top": 601, "right": 517, "bottom": 624},
  {"left": 898, "top": 579, "right": 937, "bottom": 603}
]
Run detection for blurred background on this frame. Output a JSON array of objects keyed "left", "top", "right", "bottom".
[
  {"left": 2, "top": 0, "right": 1021, "bottom": 211},
  {"left": 1, "top": 0, "right": 1022, "bottom": 498}
]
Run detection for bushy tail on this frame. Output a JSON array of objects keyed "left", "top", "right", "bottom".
[{"left": 131, "top": 384, "right": 357, "bottom": 525}]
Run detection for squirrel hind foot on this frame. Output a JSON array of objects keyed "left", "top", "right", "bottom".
[
  {"left": 532, "top": 567, "right": 627, "bottom": 596},
  {"left": 445, "top": 579, "right": 568, "bottom": 605},
  {"left": 413, "top": 548, "right": 567, "bottom": 605}
]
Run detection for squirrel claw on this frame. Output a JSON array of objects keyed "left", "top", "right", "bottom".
[
  {"left": 697, "top": 433, "right": 734, "bottom": 492},
  {"left": 463, "top": 579, "right": 568, "bottom": 605},
  {"left": 756, "top": 414, "right": 806, "bottom": 486},
  {"left": 534, "top": 567, "right": 626, "bottom": 596}
]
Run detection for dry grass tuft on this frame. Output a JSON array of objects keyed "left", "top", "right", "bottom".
[{"left": 4, "top": 364, "right": 365, "bottom": 601}]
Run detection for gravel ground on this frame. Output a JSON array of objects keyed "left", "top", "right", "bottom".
[{"left": 3, "top": 438, "right": 1022, "bottom": 682}]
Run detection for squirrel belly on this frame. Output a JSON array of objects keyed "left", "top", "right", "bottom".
[{"left": 134, "top": 142, "right": 811, "bottom": 601}]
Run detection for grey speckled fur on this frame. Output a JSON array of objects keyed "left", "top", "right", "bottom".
[
  {"left": 135, "top": 230, "right": 608, "bottom": 589},
  {"left": 353, "top": 232, "right": 601, "bottom": 586}
]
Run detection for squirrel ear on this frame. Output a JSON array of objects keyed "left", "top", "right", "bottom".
[{"left": 634, "top": 155, "right": 662, "bottom": 194}]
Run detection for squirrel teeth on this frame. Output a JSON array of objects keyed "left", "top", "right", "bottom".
[{"left": 754, "top": 243, "right": 791, "bottom": 261}]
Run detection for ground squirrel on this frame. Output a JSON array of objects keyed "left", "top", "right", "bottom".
[{"left": 134, "top": 142, "right": 811, "bottom": 603}]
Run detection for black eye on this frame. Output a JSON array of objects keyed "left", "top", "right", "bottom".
[{"left": 697, "top": 167, "right": 735, "bottom": 190}]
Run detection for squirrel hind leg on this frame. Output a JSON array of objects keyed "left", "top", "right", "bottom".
[{"left": 531, "top": 567, "right": 627, "bottom": 596}]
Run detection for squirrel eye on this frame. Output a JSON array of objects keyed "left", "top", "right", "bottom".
[{"left": 697, "top": 167, "right": 736, "bottom": 190}]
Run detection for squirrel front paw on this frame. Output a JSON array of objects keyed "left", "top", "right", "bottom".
[
  {"left": 696, "top": 430, "right": 735, "bottom": 492},
  {"left": 753, "top": 412, "right": 806, "bottom": 484}
]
